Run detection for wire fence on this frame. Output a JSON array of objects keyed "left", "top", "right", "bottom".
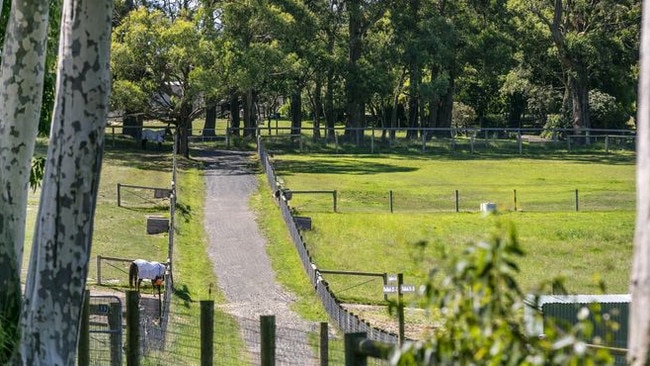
[
  {"left": 104, "top": 124, "right": 636, "bottom": 157},
  {"left": 256, "top": 126, "right": 636, "bottom": 155},
  {"left": 84, "top": 294, "right": 391, "bottom": 365},
  {"left": 281, "top": 187, "right": 635, "bottom": 214},
  {"left": 258, "top": 139, "right": 402, "bottom": 346}
]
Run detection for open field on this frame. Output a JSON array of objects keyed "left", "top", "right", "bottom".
[{"left": 269, "top": 152, "right": 636, "bottom": 302}]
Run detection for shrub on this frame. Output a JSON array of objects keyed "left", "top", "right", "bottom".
[
  {"left": 452, "top": 102, "right": 477, "bottom": 130},
  {"left": 589, "top": 90, "right": 630, "bottom": 131},
  {"left": 542, "top": 114, "right": 571, "bottom": 139},
  {"left": 391, "top": 221, "right": 615, "bottom": 365}
]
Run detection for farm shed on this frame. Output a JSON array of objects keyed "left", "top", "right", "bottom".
[{"left": 525, "top": 294, "right": 629, "bottom": 364}]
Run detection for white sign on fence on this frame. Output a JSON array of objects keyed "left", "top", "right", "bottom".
[
  {"left": 383, "top": 284, "right": 416, "bottom": 294},
  {"left": 383, "top": 285, "right": 397, "bottom": 293},
  {"left": 401, "top": 285, "right": 416, "bottom": 293}
]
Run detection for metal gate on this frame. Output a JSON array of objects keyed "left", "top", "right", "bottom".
[{"left": 88, "top": 295, "right": 123, "bottom": 366}]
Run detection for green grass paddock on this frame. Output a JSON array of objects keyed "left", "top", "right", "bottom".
[
  {"left": 24, "top": 141, "right": 246, "bottom": 362},
  {"left": 269, "top": 152, "right": 636, "bottom": 303}
]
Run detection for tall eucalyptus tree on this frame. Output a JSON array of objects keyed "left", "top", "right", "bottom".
[
  {"left": 629, "top": 3, "right": 650, "bottom": 364},
  {"left": 342, "top": 0, "right": 387, "bottom": 141},
  {"left": 0, "top": 0, "right": 112, "bottom": 363},
  {"left": 20, "top": 0, "right": 112, "bottom": 363},
  {"left": 509, "top": 0, "right": 640, "bottom": 135},
  {"left": 0, "top": 1, "right": 50, "bottom": 361}
]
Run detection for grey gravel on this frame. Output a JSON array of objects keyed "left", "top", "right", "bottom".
[{"left": 196, "top": 149, "right": 317, "bottom": 365}]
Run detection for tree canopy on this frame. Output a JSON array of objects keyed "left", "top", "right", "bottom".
[{"left": 107, "top": 0, "right": 640, "bottom": 148}]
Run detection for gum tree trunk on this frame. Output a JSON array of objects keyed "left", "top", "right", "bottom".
[
  {"left": 629, "top": 1, "right": 650, "bottom": 364},
  {"left": 20, "top": 0, "right": 112, "bottom": 364},
  {"left": 0, "top": 1, "right": 50, "bottom": 362}
]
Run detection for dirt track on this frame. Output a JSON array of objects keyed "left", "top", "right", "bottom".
[{"left": 195, "top": 149, "right": 317, "bottom": 365}]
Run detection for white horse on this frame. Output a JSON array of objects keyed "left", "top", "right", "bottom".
[{"left": 141, "top": 128, "right": 171, "bottom": 150}]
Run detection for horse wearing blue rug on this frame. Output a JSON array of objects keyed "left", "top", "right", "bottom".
[
  {"left": 141, "top": 127, "right": 171, "bottom": 150},
  {"left": 129, "top": 259, "right": 166, "bottom": 293}
]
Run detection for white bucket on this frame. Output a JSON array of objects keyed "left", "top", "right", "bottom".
[{"left": 480, "top": 202, "right": 497, "bottom": 213}]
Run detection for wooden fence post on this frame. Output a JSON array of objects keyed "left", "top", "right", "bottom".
[
  {"left": 78, "top": 290, "right": 90, "bottom": 366},
  {"left": 97, "top": 255, "right": 102, "bottom": 286},
  {"left": 109, "top": 302, "right": 122, "bottom": 366},
  {"left": 126, "top": 291, "right": 140, "bottom": 366},
  {"left": 261, "top": 315, "right": 276, "bottom": 366},
  {"left": 320, "top": 322, "right": 329, "bottom": 366},
  {"left": 201, "top": 300, "right": 214, "bottom": 366},
  {"left": 397, "top": 273, "right": 405, "bottom": 345},
  {"left": 345, "top": 332, "right": 367, "bottom": 366},
  {"left": 117, "top": 183, "right": 122, "bottom": 207}
]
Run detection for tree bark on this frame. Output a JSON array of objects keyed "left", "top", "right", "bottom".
[
  {"left": 203, "top": 98, "right": 217, "bottom": 137},
  {"left": 325, "top": 63, "right": 335, "bottom": 141},
  {"left": 290, "top": 88, "right": 302, "bottom": 136},
  {"left": 312, "top": 79, "right": 322, "bottom": 140},
  {"left": 177, "top": 99, "right": 192, "bottom": 157},
  {"left": 345, "top": 0, "right": 363, "bottom": 142},
  {"left": 629, "top": 2, "right": 650, "bottom": 364},
  {"left": 122, "top": 109, "right": 142, "bottom": 139},
  {"left": 324, "top": 24, "right": 336, "bottom": 141},
  {"left": 20, "top": 0, "right": 112, "bottom": 364},
  {"left": 406, "top": 0, "right": 420, "bottom": 140},
  {"left": 0, "top": 1, "right": 50, "bottom": 362},
  {"left": 570, "top": 66, "right": 590, "bottom": 134},
  {"left": 391, "top": 70, "right": 407, "bottom": 141},
  {"left": 229, "top": 90, "right": 240, "bottom": 137},
  {"left": 549, "top": 0, "right": 590, "bottom": 133},
  {"left": 243, "top": 88, "right": 256, "bottom": 138}
]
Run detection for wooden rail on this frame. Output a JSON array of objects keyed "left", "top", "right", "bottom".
[
  {"left": 116, "top": 183, "right": 171, "bottom": 207},
  {"left": 289, "top": 190, "right": 338, "bottom": 212}
]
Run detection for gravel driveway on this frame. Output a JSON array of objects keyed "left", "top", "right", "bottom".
[{"left": 196, "top": 149, "right": 317, "bottom": 365}]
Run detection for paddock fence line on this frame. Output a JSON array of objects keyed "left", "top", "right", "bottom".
[
  {"left": 115, "top": 182, "right": 172, "bottom": 208},
  {"left": 103, "top": 124, "right": 636, "bottom": 156},
  {"left": 279, "top": 186, "right": 635, "bottom": 214},
  {"left": 258, "top": 138, "right": 402, "bottom": 346},
  {"left": 253, "top": 126, "right": 636, "bottom": 156},
  {"left": 79, "top": 293, "right": 391, "bottom": 366}
]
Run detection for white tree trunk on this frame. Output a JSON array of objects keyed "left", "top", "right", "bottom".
[
  {"left": 19, "top": 0, "right": 112, "bottom": 364},
  {"left": 629, "top": 1, "right": 650, "bottom": 364},
  {"left": 0, "top": 1, "right": 49, "bottom": 361}
]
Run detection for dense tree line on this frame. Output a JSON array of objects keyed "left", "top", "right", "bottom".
[{"left": 109, "top": 0, "right": 640, "bottom": 156}]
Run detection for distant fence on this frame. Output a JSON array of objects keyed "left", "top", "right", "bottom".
[
  {"left": 106, "top": 124, "right": 636, "bottom": 156},
  {"left": 255, "top": 126, "right": 636, "bottom": 155},
  {"left": 258, "top": 138, "right": 401, "bottom": 345},
  {"left": 116, "top": 183, "right": 172, "bottom": 208},
  {"left": 281, "top": 187, "right": 635, "bottom": 214}
]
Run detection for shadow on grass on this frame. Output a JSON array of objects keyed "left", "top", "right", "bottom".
[
  {"left": 175, "top": 202, "right": 193, "bottom": 223},
  {"left": 173, "top": 284, "right": 193, "bottom": 308},
  {"left": 273, "top": 158, "right": 418, "bottom": 176},
  {"left": 270, "top": 148, "right": 635, "bottom": 174},
  {"left": 262, "top": 136, "right": 635, "bottom": 166},
  {"left": 101, "top": 133, "right": 183, "bottom": 169},
  {"left": 119, "top": 205, "right": 171, "bottom": 213}
]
